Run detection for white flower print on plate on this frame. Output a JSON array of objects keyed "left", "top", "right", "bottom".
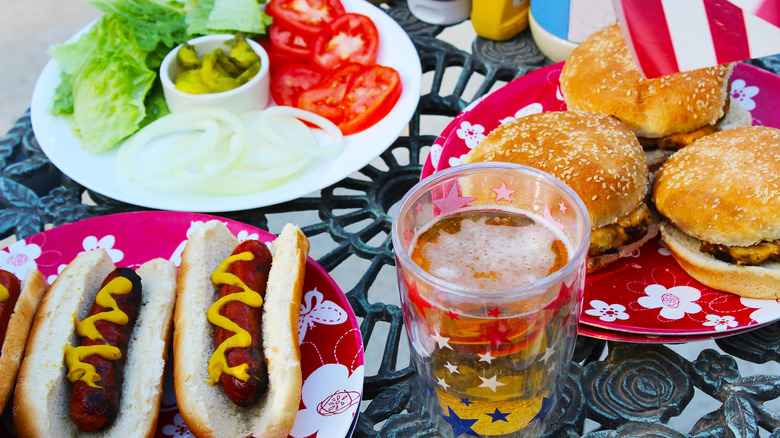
[
  {"left": 702, "top": 314, "right": 739, "bottom": 332},
  {"left": 448, "top": 154, "right": 467, "bottom": 167},
  {"left": 498, "top": 102, "right": 544, "bottom": 125},
  {"left": 429, "top": 143, "right": 443, "bottom": 170},
  {"left": 730, "top": 79, "right": 759, "bottom": 111},
  {"left": 162, "top": 413, "right": 193, "bottom": 437},
  {"left": 80, "top": 235, "right": 124, "bottom": 263},
  {"left": 290, "top": 364, "right": 364, "bottom": 438},
  {"left": 637, "top": 284, "right": 702, "bottom": 320},
  {"left": 455, "top": 121, "right": 486, "bottom": 149},
  {"left": 741, "top": 297, "right": 780, "bottom": 324},
  {"left": 584, "top": 300, "right": 630, "bottom": 322},
  {"left": 0, "top": 240, "right": 41, "bottom": 280}
]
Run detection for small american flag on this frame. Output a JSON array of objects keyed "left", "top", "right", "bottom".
[{"left": 613, "top": 0, "right": 780, "bottom": 78}]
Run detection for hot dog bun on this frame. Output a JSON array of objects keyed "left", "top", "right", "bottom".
[
  {"left": 0, "top": 269, "right": 47, "bottom": 412},
  {"left": 13, "top": 250, "right": 177, "bottom": 437},
  {"left": 174, "top": 221, "right": 309, "bottom": 438}
]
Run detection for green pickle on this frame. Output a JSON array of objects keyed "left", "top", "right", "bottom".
[{"left": 174, "top": 34, "right": 261, "bottom": 94}]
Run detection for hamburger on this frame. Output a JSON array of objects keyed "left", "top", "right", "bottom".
[
  {"left": 463, "top": 110, "right": 657, "bottom": 273},
  {"left": 559, "top": 24, "right": 751, "bottom": 167},
  {"left": 652, "top": 125, "right": 780, "bottom": 299}
]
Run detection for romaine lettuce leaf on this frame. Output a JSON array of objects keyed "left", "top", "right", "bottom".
[
  {"left": 185, "top": 0, "right": 271, "bottom": 36},
  {"left": 91, "top": 0, "right": 188, "bottom": 69},
  {"left": 184, "top": 0, "right": 216, "bottom": 36},
  {"left": 49, "top": 1, "right": 186, "bottom": 153},
  {"left": 52, "top": 16, "right": 157, "bottom": 153},
  {"left": 206, "top": 0, "right": 272, "bottom": 34}
]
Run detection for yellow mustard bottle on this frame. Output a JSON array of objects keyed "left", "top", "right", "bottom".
[{"left": 471, "top": 0, "right": 530, "bottom": 41}]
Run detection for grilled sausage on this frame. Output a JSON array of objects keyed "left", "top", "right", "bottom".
[
  {"left": 214, "top": 240, "right": 272, "bottom": 406},
  {"left": 69, "top": 267, "right": 143, "bottom": 432}
]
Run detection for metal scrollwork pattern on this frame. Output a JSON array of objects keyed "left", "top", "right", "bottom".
[{"left": 3, "top": 2, "right": 780, "bottom": 436}]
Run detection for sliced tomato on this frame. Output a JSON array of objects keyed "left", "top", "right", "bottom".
[
  {"left": 270, "top": 63, "right": 326, "bottom": 107},
  {"left": 338, "top": 64, "right": 402, "bottom": 135},
  {"left": 270, "top": 23, "right": 315, "bottom": 59},
  {"left": 312, "top": 13, "right": 379, "bottom": 71},
  {"left": 258, "top": 38, "right": 303, "bottom": 76},
  {"left": 266, "top": 0, "right": 346, "bottom": 37},
  {"left": 297, "top": 62, "right": 364, "bottom": 123}
]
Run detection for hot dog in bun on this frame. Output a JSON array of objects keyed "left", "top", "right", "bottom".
[
  {"left": 652, "top": 126, "right": 780, "bottom": 298},
  {"left": 174, "top": 220, "right": 309, "bottom": 438},
  {"left": 463, "top": 110, "right": 657, "bottom": 273},
  {"left": 559, "top": 24, "right": 751, "bottom": 167},
  {"left": 0, "top": 269, "right": 47, "bottom": 413},
  {"left": 13, "top": 250, "right": 177, "bottom": 437}
]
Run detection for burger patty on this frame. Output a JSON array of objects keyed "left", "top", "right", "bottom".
[
  {"left": 638, "top": 96, "right": 731, "bottom": 149},
  {"left": 700, "top": 240, "right": 780, "bottom": 265},
  {"left": 638, "top": 124, "right": 718, "bottom": 149},
  {"left": 589, "top": 204, "right": 653, "bottom": 257}
]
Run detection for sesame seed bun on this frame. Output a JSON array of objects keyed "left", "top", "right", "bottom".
[
  {"left": 652, "top": 126, "right": 780, "bottom": 298},
  {"left": 559, "top": 24, "right": 734, "bottom": 139},
  {"left": 464, "top": 111, "right": 648, "bottom": 229},
  {"left": 652, "top": 126, "right": 780, "bottom": 246}
]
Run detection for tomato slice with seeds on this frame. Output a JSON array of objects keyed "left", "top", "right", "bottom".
[
  {"left": 270, "top": 23, "right": 316, "bottom": 59},
  {"left": 270, "top": 63, "right": 326, "bottom": 107},
  {"left": 297, "top": 62, "right": 364, "bottom": 122},
  {"left": 338, "top": 64, "right": 402, "bottom": 135},
  {"left": 266, "top": 0, "right": 346, "bottom": 37},
  {"left": 312, "top": 13, "right": 379, "bottom": 71}
]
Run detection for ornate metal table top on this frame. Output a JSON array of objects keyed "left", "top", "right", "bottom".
[{"left": 2, "top": 2, "right": 780, "bottom": 437}]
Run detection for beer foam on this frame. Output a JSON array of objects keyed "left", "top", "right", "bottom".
[{"left": 416, "top": 210, "right": 571, "bottom": 289}]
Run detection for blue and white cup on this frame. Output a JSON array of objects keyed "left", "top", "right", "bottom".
[{"left": 529, "top": 0, "right": 617, "bottom": 62}]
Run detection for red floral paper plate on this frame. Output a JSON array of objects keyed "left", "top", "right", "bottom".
[
  {"left": 422, "top": 62, "right": 780, "bottom": 339},
  {"left": 0, "top": 211, "right": 364, "bottom": 438}
]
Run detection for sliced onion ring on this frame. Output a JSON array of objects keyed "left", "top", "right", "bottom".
[
  {"left": 116, "top": 106, "right": 344, "bottom": 196},
  {"left": 259, "top": 106, "right": 343, "bottom": 156},
  {"left": 117, "top": 108, "right": 246, "bottom": 190}
]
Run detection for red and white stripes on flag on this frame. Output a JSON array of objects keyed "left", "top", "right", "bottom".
[{"left": 613, "top": 0, "right": 780, "bottom": 78}]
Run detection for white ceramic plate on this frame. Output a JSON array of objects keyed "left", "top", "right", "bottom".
[{"left": 30, "top": 0, "right": 421, "bottom": 212}]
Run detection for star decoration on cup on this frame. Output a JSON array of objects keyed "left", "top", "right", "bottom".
[
  {"left": 492, "top": 182, "right": 515, "bottom": 202},
  {"left": 432, "top": 182, "right": 476, "bottom": 216},
  {"left": 444, "top": 362, "right": 460, "bottom": 374},
  {"left": 431, "top": 330, "right": 453, "bottom": 350},
  {"left": 405, "top": 278, "right": 433, "bottom": 318},
  {"left": 478, "top": 351, "right": 495, "bottom": 364},
  {"left": 529, "top": 397, "right": 553, "bottom": 425},
  {"left": 543, "top": 203, "right": 566, "bottom": 231},
  {"left": 486, "top": 408, "right": 510, "bottom": 423},
  {"left": 540, "top": 347, "right": 556, "bottom": 364},
  {"left": 441, "top": 406, "right": 479, "bottom": 438},
  {"left": 479, "top": 375, "right": 505, "bottom": 391},
  {"left": 487, "top": 307, "right": 503, "bottom": 318}
]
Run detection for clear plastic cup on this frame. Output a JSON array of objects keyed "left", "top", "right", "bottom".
[{"left": 392, "top": 162, "right": 590, "bottom": 437}]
